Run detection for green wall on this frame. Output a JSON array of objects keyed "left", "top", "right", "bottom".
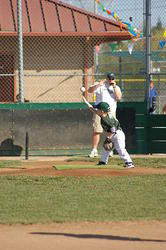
[{"left": 0, "top": 102, "right": 165, "bottom": 155}]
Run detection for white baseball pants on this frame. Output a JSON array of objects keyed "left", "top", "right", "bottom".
[{"left": 100, "top": 129, "right": 132, "bottom": 164}]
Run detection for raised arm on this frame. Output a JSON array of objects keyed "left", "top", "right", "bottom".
[
  {"left": 88, "top": 79, "right": 105, "bottom": 93},
  {"left": 82, "top": 96, "right": 101, "bottom": 116},
  {"left": 82, "top": 96, "right": 95, "bottom": 111},
  {"left": 111, "top": 80, "right": 122, "bottom": 101}
]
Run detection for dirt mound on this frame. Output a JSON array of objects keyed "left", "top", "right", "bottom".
[{"left": 0, "top": 160, "right": 166, "bottom": 176}]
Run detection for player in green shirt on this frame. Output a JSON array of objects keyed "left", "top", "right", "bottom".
[{"left": 82, "top": 96, "right": 134, "bottom": 168}]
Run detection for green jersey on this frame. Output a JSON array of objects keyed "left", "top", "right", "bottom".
[{"left": 101, "top": 114, "right": 121, "bottom": 133}]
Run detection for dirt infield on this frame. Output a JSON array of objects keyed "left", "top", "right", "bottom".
[
  {"left": 0, "top": 156, "right": 166, "bottom": 250},
  {"left": 0, "top": 157, "right": 166, "bottom": 177},
  {"left": 0, "top": 221, "right": 166, "bottom": 250}
]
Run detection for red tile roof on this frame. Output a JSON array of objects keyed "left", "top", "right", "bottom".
[{"left": 0, "top": 0, "right": 131, "bottom": 41}]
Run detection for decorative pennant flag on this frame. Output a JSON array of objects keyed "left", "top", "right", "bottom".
[
  {"left": 94, "top": 0, "right": 143, "bottom": 40},
  {"left": 159, "top": 40, "right": 166, "bottom": 49},
  {"left": 122, "top": 21, "right": 131, "bottom": 29},
  {"left": 109, "top": 43, "right": 117, "bottom": 52},
  {"left": 140, "top": 32, "right": 143, "bottom": 38},
  {"left": 128, "top": 42, "right": 134, "bottom": 54},
  {"left": 163, "top": 28, "right": 166, "bottom": 38},
  {"left": 119, "top": 21, "right": 122, "bottom": 31},
  {"left": 128, "top": 28, "right": 137, "bottom": 37},
  {"left": 95, "top": 0, "right": 120, "bottom": 21},
  {"left": 107, "top": 9, "right": 111, "bottom": 15},
  {"left": 102, "top": 5, "right": 106, "bottom": 12}
]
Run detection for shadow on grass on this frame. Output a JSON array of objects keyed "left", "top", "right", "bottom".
[{"left": 30, "top": 232, "right": 166, "bottom": 242}]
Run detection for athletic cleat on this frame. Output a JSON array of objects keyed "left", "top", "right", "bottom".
[
  {"left": 97, "top": 161, "right": 106, "bottom": 165},
  {"left": 124, "top": 162, "right": 135, "bottom": 169},
  {"left": 88, "top": 149, "right": 98, "bottom": 158}
]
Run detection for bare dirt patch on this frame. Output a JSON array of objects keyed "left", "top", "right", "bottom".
[
  {"left": 0, "top": 159, "right": 166, "bottom": 177},
  {"left": 0, "top": 221, "right": 166, "bottom": 250}
]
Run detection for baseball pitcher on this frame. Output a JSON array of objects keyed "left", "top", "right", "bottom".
[{"left": 82, "top": 96, "right": 135, "bottom": 168}]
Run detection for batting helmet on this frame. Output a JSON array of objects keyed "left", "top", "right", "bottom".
[{"left": 97, "top": 102, "right": 110, "bottom": 113}]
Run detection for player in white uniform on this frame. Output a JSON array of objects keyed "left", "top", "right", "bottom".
[
  {"left": 82, "top": 96, "right": 134, "bottom": 168},
  {"left": 88, "top": 73, "right": 122, "bottom": 158}
]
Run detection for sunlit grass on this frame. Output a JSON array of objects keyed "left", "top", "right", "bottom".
[
  {"left": 0, "top": 160, "right": 23, "bottom": 169},
  {"left": 0, "top": 175, "right": 166, "bottom": 224},
  {"left": 66, "top": 156, "right": 166, "bottom": 169}
]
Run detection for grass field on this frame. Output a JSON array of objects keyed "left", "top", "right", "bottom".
[
  {"left": 1, "top": 156, "right": 166, "bottom": 169},
  {"left": 0, "top": 160, "right": 23, "bottom": 168},
  {"left": 0, "top": 157, "right": 166, "bottom": 224},
  {"left": 0, "top": 175, "right": 166, "bottom": 224},
  {"left": 65, "top": 156, "right": 166, "bottom": 169}
]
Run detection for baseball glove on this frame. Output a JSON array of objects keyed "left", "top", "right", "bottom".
[{"left": 103, "top": 137, "right": 114, "bottom": 151}]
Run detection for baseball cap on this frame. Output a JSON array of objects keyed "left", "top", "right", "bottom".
[
  {"left": 97, "top": 102, "right": 110, "bottom": 113},
  {"left": 106, "top": 72, "right": 115, "bottom": 80}
]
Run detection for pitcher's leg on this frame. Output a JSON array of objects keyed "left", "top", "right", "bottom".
[
  {"left": 112, "top": 130, "right": 133, "bottom": 165},
  {"left": 98, "top": 147, "right": 110, "bottom": 165}
]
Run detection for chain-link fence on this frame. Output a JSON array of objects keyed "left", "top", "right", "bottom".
[
  {"left": 150, "top": 0, "right": 166, "bottom": 114},
  {"left": 0, "top": 0, "right": 166, "bottom": 113}
]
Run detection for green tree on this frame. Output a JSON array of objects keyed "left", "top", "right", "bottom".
[
  {"left": 156, "top": 17, "right": 163, "bottom": 30},
  {"left": 151, "top": 17, "right": 163, "bottom": 35}
]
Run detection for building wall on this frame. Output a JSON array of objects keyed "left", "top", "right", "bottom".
[{"left": 0, "top": 36, "right": 95, "bottom": 102}]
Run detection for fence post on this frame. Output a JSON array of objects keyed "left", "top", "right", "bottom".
[
  {"left": 17, "top": 0, "right": 24, "bottom": 102},
  {"left": 25, "top": 132, "right": 29, "bottom": 160},
  {"left": 145, "top": 0, "right": 151, "bottom": 113}
]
